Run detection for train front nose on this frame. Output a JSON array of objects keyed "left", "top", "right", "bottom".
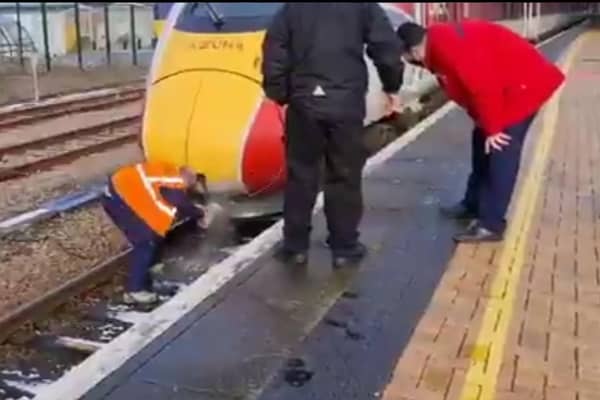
[
  {"left": 188, "top": 72, "right": 286, "bottom": 195},
  {"left": 143, "top": 70, "right": 286, "bottom": 196}
]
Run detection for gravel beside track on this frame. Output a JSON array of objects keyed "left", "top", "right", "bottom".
[
  {"left": 0, "top": 76, "right": 148, "bottom": 324},
  {"left": 0, "top": 102, "right": 142, "bottom": 149},
  {"left": 0, "top": 99, "right": 143, "bottom": 220},
  {"left": 0, "top": 143, "right": 142, "bottom": 221},
  {"left": 0, "top": 205, "right": 126, "bottom": 319}
]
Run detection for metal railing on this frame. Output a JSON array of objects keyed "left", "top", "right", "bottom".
[
  {"left": 0, "top": 2, "right": 155, "bottom": 72},
  {"left": 400, "top": 2, "right": 595, "bottom": 92}
]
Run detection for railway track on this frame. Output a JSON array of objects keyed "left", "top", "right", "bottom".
[
  {"left": 0, "top": 116, "right": 140, "bottom": 183},
  {"left": 0, "top": 217, "right": 271, "bottom": 400},
  {"left": 0, "top": 84, "right": 145, "bottom": 130}
]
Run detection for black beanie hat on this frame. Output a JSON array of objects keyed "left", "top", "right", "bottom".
[{"left": 396, "top": 22, "right": 426, "bottom": 52}]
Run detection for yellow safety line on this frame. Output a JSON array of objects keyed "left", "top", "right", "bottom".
[{"left": 458, "top": 33, "right": 587, "bottom": 400}]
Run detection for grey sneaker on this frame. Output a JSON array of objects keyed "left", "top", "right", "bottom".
[
  {"left": 150, "top": 263, "right": 165, "bottom": 276},
  {"left": 123, "top": 291, "right": 159, "bottom": 305}
]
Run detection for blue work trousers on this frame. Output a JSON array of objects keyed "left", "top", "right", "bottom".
[
  {"left": 101, "top": 183, "right": 161, "bottom": 292},
  {"left": 462, "top": 114, "right": 536, "bottom": 234}
]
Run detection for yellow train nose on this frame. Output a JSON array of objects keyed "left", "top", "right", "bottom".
[
  {"left": 142, "top": 70, "right": 264, "bottom": 193},
  {"left": 143, "top": 13, "right": 272, "bottom": 196}
]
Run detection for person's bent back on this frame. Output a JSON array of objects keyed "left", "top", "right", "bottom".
[{"left": 396, "top": 19, "right": 564, "bottom": 243}]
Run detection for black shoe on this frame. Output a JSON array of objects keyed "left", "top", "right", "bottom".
[
  {"left": 274, "top": 245, "right": 308, "bottom": 266},
  {"left": 440, "top": 202, "right": 477, "bottom": 220},
  {"left": 453, "top": 222, "right": 503, "bottom": 243},
  {"left": 332, "top": 242, "right": 368, "bottom": 269},
  {"left": 152, "top": 280, "right": 181, "bottom": 297}
]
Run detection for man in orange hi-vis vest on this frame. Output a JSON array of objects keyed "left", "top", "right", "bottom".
[{"left": 101, "top": 161, "right": 219, "bottom": 305}]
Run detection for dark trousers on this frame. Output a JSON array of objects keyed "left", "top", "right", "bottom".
[
  {"left": 462, "top": 114, "right": 536, "bottom": 233},
  {"left": 282, "top": 104, "right": 367, "bottom": 255},
  {"left": 127, "top": 241, "right": 158, "bottom": 292},
  {"left": 101, "top": 186, "right": 161, "bottom": 292}
]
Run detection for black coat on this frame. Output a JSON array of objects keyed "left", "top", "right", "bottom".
[{"left": 261, "top": 2, "right": 404, "bottom": 120}]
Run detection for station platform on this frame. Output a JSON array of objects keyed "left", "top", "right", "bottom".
[
  {"left": 37, "top": 22, "right": 598, "bottom": 400},
  {"left": 382, "top": 26, "right": 600, "bottom": 400}
]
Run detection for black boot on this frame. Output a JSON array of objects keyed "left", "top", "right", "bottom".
[
  {"left": 274, "top": 244, "right": 308, "bottom": 266},
  {"left": 332, "top": 242, "right": 368, "bottom": 269}
]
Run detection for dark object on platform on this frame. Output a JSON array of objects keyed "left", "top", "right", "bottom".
[
  {"left": 345, "top": 324, "right": 365, "bottom": 341},
  {"left": 324, "top": 317, "right": 348, "bottom": 329},
  {"left": 283, "top": 358, "right": 314, "bottom": 387},
  {"left": 341, "top": 290, "right": 360, "bottom": 299}
]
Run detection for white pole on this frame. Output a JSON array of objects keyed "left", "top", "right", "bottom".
[
  {"left": 88, "top": 10, "right": 93, "bottom": 41},
  {"left": 523, "top": 2, "right": 531, "bottom": 38},
  {"left": 531, "top": 3, "right": 535, "bottom": 36},
  {"left": 30, "top": 53, "right": 39, "bottom": 103},
  {"left": 532, "top": 3, "right": 537, "bottom": 40},
  {"left": 522, "top": 3, "right": 527, "bottom": 37},
  {"left": 535, "top": 2, "right": 541, "bottom": 40}
]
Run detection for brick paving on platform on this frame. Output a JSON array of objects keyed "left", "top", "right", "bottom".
[{"left": 382, "top": 29, "right": 600, "bottom": 400}]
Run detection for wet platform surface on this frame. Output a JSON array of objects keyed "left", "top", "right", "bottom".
[{"left": 76, "top": 23, "right": 590, "bottom": 400}]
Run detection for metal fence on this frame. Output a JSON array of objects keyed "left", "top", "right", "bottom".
[
  {"left": 399, "top": 2, "right": 596, "bottom": 95},
  {"left": 0, "top": 2, "right": 156, "bottom": 72},
  {"left": 1, "top": 2, "right": 598, "bottom": 75}
]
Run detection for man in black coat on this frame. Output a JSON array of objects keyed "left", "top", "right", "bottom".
[{"left": 261, "top": 2, "right": 404, "bottom": 268}]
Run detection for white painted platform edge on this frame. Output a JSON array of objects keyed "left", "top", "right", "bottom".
[{"left": 32, "top": 22, "right": 581, "bottom": 400}]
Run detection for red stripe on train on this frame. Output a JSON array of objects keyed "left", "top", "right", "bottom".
[{"left": 241, "top": 99, "right": 287, "bottom": 196}]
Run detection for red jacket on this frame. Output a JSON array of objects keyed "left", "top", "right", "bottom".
[{"left": 424, "top": 20, "right": 565, "bottom": 136}]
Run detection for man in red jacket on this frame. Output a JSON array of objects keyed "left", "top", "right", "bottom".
[{"left": 396, "top": 20, "right": 565, "bottom": 243}]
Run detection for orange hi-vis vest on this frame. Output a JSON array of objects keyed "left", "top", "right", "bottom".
[{"left": 111, "top": 161, "right": 186, "bottom": 237}]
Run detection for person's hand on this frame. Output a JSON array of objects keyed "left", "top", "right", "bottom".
[
  {"left": 384, "top": 93, "right": 401, "bottom": 115},
  {"left": 194, "top": 204, "right": 209, "bottom": 230},
  {"left": 197, "top": 202, "right": 224, "bottom": 230},
  {"left": 485, "top": 132, "right": 511, "bottom": 154}
]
